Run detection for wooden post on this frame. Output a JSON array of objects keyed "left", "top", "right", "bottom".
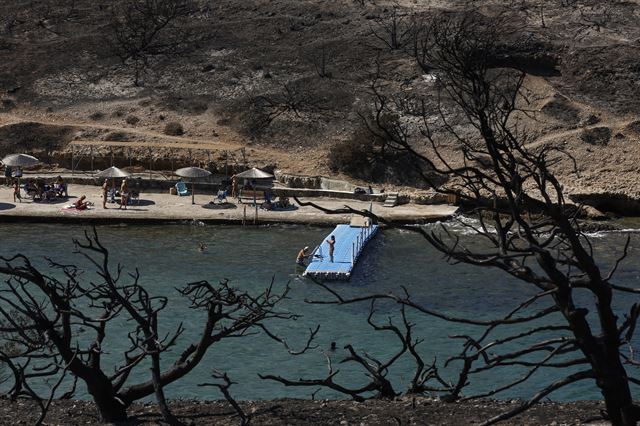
[
  {"left": 254, "top": 203, "right": 258, "bottom": 226},
  {"left": 243, "top": 205, "right": 246, "bottom": 226},
  {"left": 71, "top": 145, "right": 74, "bottom": 176}
]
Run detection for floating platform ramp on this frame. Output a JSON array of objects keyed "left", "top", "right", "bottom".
[{"left": 303, "top": 220, "right": 378, "bottom": 281}]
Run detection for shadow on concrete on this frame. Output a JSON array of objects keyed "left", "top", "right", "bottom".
[
  {"left": 132, "top": 199, "right": 156, "bottom": 207},
  {"left": 0, "top": 202, "right": 16, "bottom": 210},
  {"left": 202, "top": 202, "right": 238, "bottom": 210},
  {"left": 32, "top": 197, "right": 73, "bottom": 205}
]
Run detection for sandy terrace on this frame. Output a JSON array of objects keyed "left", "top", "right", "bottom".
[{"left": 0, "top": 184, "right": 458, "bottom": 225}]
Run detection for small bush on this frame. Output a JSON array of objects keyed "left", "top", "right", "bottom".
[
  {"left": 580, "top": 127, "right": 611, "bottom": 145},
  {"left": 125, "top": 115, "right": 140, "bottom": 125},
  {"left": 1, "top": 98, "right": 16, "bottom": 111},
  {"left": 328, "top": 117, "right": 444, "bottom": 187},
  {"left": 89, "top": 111, "right": 105, "bottom": 121},
  {"left": 104, "top": 131, "right": 131, "bottom": 141},
  {"left": 328, "top": 134, "right": 375, "bottom": 178},
  {"left": 164, "top": 122, "right": 184, "bottom": 136}
]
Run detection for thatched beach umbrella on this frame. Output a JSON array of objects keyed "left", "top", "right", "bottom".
[
  {"left": 2, "top": 153, "right": 40, "bottom": 168},
  {"left": 96, "top": 166, "right": 131, "bottom": 193},
  {"left": 175, "top": 166, "right": 211, "bottom": 205},
  {"left": 234, "top": 167, "right": 273, "bottom": 179},
  {"left": 2, "top": 153, "right": 40, "bottom": 186}
]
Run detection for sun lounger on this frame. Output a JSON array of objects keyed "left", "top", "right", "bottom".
[
  {"left": 175, "top": 181, "right": 189, "bottom": 196},
  {"left": 215, "top": 190, "right": 227, "bottom": 203},
  {"left": 129, "top": 190, "right": 140, "bottom": 205},
  {"left": 238, "top": 189, "right": 265, "bottom": 204}
]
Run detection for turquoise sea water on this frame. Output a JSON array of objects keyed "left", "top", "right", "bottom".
[{"left": 0, "top": 221, "right": 638, "bottom": 402}]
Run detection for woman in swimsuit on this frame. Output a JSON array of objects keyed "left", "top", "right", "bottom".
[
  {"left": 74, "top": 195, "right": 89, "bottom": 210},
  {"left": 119, "top": 179, "right": 129, "bottom": 210}
]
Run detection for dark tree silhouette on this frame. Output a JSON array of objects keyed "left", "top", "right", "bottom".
[
  {"left": 109, "top": 0, "right": 207, "bottom": 85},
  {"left": 292, "top": 11, "right": 640, "bottom": 425},
  {"left": 370, "top": 5, "right": 415, "bottom": 51},
  {"left": 0, "top": 228, "right": 306, "bottom": 423},
  {"left": 261, "top": 301, "right": 451, "bottom": 401}
]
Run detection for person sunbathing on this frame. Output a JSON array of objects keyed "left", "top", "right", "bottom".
[{"left": 74, "top": 195, "right": 90, "bottom": 210}]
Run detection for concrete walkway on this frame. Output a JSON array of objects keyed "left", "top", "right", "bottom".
[{"left": 0, "top": 184, "right": 459, "bottom": 225}]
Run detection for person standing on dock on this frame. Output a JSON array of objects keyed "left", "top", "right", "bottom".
[
  {"left": 326, "top": 235, "right": 336, "bottom": 262},
  {"left": 102, "top": 179, "right": 109, "bottom": 209},
  {"left": 119, "top": 178, "right": 129, "bottom": 210},
  {"left": 231, "top": 175, "right": 238, "bottom": 198},
  {"left": 12, "top": 179, "right": 21, "bottom": 203}
]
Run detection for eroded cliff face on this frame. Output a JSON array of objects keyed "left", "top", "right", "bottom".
[{"left": 1, "top": 0, "right": 640, "bottom": 212}]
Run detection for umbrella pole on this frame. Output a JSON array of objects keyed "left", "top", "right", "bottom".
[{"left": 192, "top": 179, "right": 195, "bottom": 205}]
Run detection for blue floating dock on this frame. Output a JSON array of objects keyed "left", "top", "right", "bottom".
[{"left": 303, "top": 222, "right": 378, "bottom": 280}]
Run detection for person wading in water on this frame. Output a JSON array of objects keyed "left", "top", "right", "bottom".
[{"left": 296, "top": 246, "right": 310, "bottom": 266}]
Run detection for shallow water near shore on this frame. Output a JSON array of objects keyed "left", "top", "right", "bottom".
[{"left": 0, "top": 221, "right": 638, "bottom": 402}]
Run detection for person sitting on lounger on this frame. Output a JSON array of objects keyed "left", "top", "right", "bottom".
[
  {"left": 278, "top": 197, "right": 290, "bottom": 209},
  {"left": 74, "top": 195, "right": 89, "bottom": 210},
  {"left": 54, "top": 176, "right": 68, "bottom": 197}
]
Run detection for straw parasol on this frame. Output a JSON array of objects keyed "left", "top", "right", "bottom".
[
  {"left": 234, "top": 167, "right": 273, "bottom": 179},
  {"left": 2, "top": 154, "right": 40, "bottom": 186},
  {"left": 96, "top": 166, "right": 131, "bottom": 193},
  {"left": 175, "top": 166, "right": 211, "bottom": 205},
  {"left": 2, "top": 153, "right": 39, "bottom": 168}
]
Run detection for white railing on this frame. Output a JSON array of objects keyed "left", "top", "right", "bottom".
[{"left": 351, "top": 223, "right": 374, "bottom": 267}]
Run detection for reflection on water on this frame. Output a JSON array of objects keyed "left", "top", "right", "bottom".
[{"left": 0, "top": 221, "right": 638, "bottom": 401}]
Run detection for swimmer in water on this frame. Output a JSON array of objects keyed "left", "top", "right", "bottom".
[{"left": 198, "top": 242, "right": 208, "bottom": 252}]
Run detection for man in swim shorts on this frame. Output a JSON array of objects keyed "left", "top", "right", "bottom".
[{"left": 296, "top": 246, "right": 310, "bottom": 266}]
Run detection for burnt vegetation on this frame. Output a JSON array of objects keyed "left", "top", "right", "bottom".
[
  {"left": 0, "top": 1, "right": 639, "bottom": 425},
  {"left": 0, "top": 229, "right": 312, "bottom": 424},
  {"left": 293, "top": 10, "right": 640, "bottom": 426}
]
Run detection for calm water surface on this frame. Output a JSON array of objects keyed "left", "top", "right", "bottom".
[{"left": 0, "top": 221, "right": 638, "bottom": 401}]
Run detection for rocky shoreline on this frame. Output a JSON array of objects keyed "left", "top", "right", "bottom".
[{"left": 0, "top": 396, "right": 610, "bottom": 425}]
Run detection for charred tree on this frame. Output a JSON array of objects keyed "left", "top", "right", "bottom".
[
  {"left": 0, "top": 228, "right": 303, "bottom": 423},
  {"left": 109, "top": 0, "right": 207, "bottom": 86},
  {"left": 294, "top": 11, "right": 640, "bottom": 425}
]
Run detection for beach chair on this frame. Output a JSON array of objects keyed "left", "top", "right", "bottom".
[
  {"left": 215, "top": 189, "right": 227, "bottom": 203},
  {"left": 129, "top": 190, "right": 140, "bottom": 205},
  {"left": 175, "top": 181, "right": 189, "bottom": 196}
]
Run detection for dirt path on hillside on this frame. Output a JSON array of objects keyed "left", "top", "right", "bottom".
[
  {"left": 526, "top": 117, "right": 636, "bottom": 150},
  {"left": 0, "top": 112, "right": 315, "bottom": 170}
]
